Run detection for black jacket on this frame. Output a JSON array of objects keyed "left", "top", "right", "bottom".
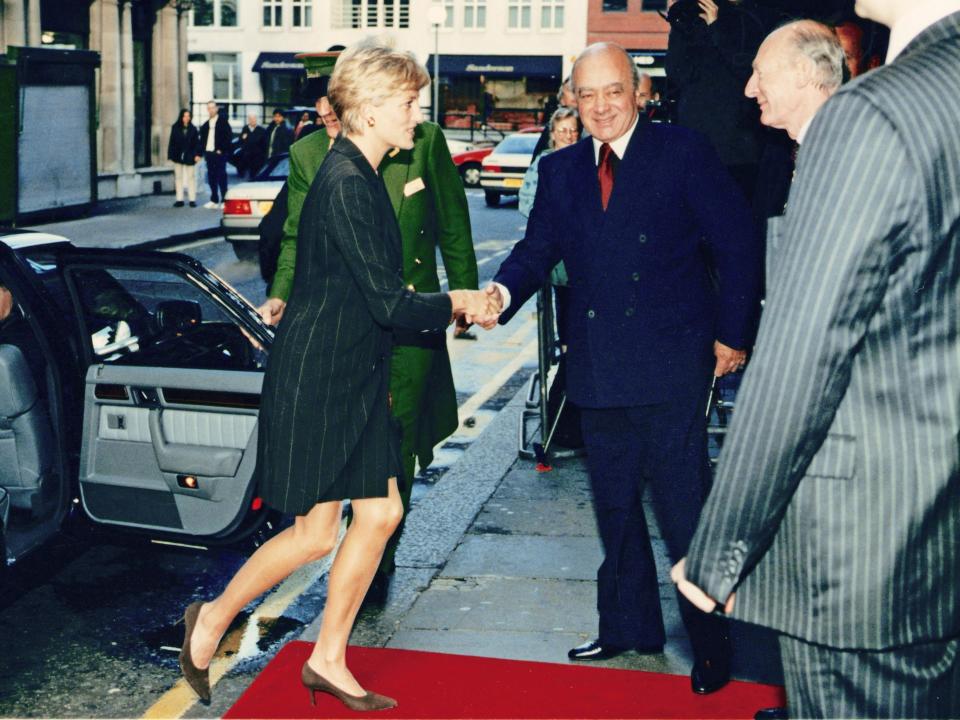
[
  {"left": 240, "top": 124, "right": 268, "bottom": 173},
  {"left": 267, "top": 122, "right": 293, "bottom": 158},
  {"left": 199, "top": 114, "right": 233, "bottom": 155},
  {"left": 167, "top": 122, "right": 200, "bottom": 165}
]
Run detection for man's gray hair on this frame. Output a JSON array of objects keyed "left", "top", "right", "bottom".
[
  {"left": 788, "top": 21, "right": 845, "bottom": 92},
  {"left": 549, "top": 106, "right": 579, "bottom": 131}
]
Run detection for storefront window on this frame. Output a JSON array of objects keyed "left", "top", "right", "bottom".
[
  {"left": 212, "top": 53, "right": 242, "bottom": 106},
  {"left": 508, "top": 0, "right": 531, "bottom": 29}
]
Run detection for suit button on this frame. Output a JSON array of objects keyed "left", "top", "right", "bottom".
[
  {"left": 587, "top": 309, "right": 596, "bottom": 319},
  {"left": 639, "top": 234, "right": 647, "bottom": 243},
  {"left": 625, "top": 308, "right": 634, "bottom": 317},
  {"left": 632, "top": 272, "right": 640, "bottom": 281}
]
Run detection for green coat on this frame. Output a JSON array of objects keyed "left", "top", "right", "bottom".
[{"left": 269, "top": 122, "right": 478, "bottom": 470}]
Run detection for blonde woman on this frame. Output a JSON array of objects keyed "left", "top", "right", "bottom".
[{"left": 178, "top": 43, "right": 494, "bottom": 712}]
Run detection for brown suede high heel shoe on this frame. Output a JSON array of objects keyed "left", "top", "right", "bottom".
[
  {"left": 300, "top": 661, "right": 397, "bottom": 711},
  {"left": 178, "top": 601, "right": 212, "bottom": 704}
]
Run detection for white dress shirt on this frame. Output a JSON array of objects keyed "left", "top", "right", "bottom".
[
  {"left": 205, "top": 117, "right": 217, "bottom": 152},
  {"left": 495, "top": 113, "right": 642, "bottom": 312},
  {"left": 886, "top": 0, "right": 960, "bottom": 62}
]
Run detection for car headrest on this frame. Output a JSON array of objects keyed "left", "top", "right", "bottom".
[{"left": 0, "top": 344, "right": 37, "bottom": 418}]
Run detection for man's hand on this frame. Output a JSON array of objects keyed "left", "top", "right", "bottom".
[
  {"left": 697, "top": 0, "right": 719, "bottom": 24},
  {"left": 453, "top": 315, "right": 475, "bottom": 338},
  {"left": 258, "top": 297, "right": 287, "bottom": 326},
  {"left": 670, "top": 558, "right": 736, "bottom": 614},
  {"left": 475, "top": 284, "right": 504, "bottom": 330},
  {"left": 449, "top": 289, "right": 501, "bottom": 328},
  {"left": 714, "top": 341, "right": 746, "bottom": 377}
]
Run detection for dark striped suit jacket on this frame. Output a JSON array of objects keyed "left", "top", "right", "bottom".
[
  {"left": 686, "top": 11, "right": 960, "bottom": 650},
  {"left": 255, "top": 138, "right": 452, "bottom": 515}
]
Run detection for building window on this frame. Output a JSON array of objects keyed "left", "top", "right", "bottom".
[
  {"left": 508, "top": 0, "right": 531, "bottom": 29},
  {"left": 220, "top": 0, "right": 237, "bottom": 25},
  {"left": 263, "top": 0, "right": 283, "bottom": 27},
  {"left": 602, "top": 0, "right": 627, "bottom": 10},
  {"left": 464, "top": 0, "right": 486, "bottom": 28},
  {"left": 641, "top": 0, "right": 668, "bottom": 10},
  {"left": 292, "top": 0, "right": 312, "bottom": 26},
  {"left": 191, "top": 0, "right": 213, "bottom": 25},
  {"left": 444, "top": 0, "right": 455, "bottom": 27},
  {"left": 333, "top": 0, "right": 407, "bottom": 29},
  {"left": 540, "top": 0, "right": 563, "bottom": 29},
  {"left": 191, "top": 0, "right": 237, "bottom": 26},
  {"left": 211, "top": 52, "right": 242, "bottom": 104}
]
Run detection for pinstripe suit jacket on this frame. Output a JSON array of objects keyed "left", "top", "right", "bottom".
[
  {"left": 255, "top": 138, "right": 453, "bottom": 515},
  {"left": 686, "top": 11, "right": 960, "bottom": 650}
]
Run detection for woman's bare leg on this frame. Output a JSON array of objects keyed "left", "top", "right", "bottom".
[
  {"left": 189, "top": 499, "right": 343, "bottom": 669},
  {"left": 307, "top": 478, "right": 403, "bottom": 696}
]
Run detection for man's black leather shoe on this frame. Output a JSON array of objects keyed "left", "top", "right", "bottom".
[
  {"left": 567, "top": 639, "right": 664, "bottom": 661},
  {"left": 754, "top": 707, "right": 788, "bottom": 720},
  {"left": 691, "top": 657, "right": 731, "bottom": 694}
]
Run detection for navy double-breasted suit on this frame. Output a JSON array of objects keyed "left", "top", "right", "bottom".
[{"left": 495, "top": 117, "right": 761, "bottom": 658}]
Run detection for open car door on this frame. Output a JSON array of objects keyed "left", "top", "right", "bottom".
[{"left": 58, "top": 249, "right": 273, "bottom": 541}]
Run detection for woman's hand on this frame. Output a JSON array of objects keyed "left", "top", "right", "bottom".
[
  {"left": 258, "top": 297, "right": 287, "bottom": 326},
  {"left": 448, "top": 289, "right": 501, "bottom": 328}
]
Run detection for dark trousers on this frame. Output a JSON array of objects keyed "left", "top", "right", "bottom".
[
  {"left": 205, "top": 151, "right": 228, "bottom": 203},
  {"left": 779, "top": 634, "right": 960, "bottom": 719},
  {"left": 579, "top": 387, "right": 728, "bottom": 661}
]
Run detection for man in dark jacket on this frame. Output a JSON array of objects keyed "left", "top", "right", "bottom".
[
  {"left": 238, "top": 113, "right": 267, "bottom": 179},
  {"left": 266, "top": 109, "right": 293, "bottom": 159},
  {"left": 198, "top": 100, "right": 232, "bottom": 208}
]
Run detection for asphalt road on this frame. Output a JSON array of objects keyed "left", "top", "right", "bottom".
[{"left": 0, "top": 190, "right": 541, "bottom": 719}]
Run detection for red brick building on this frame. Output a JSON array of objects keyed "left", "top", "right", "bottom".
[{"left": 587, "top": 0, "right": 671, "bottom": 52}]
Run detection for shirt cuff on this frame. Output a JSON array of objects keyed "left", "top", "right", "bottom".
[{"left": 493, "top": 282, "right": 512, "bottom": 312}]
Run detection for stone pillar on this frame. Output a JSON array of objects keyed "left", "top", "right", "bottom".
[
  {"left": 176, "top": 5, "right": 189, "bottom": 109},
  {"left": 90, "top": 0, "right": 124, "bottom": 176},
  {"left": 119, "top": 0, "right": 135, "bottom": 174},
  {"left": 2, "top": 0, "right": 28, "bottom": 51},
  {"left": 152, "top": 5, "right": 179, "bottom": 166},
  {"left": 25, "top": 0, "right": 39, "bottom": 46}
]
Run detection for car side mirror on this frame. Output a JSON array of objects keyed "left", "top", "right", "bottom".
[{"left": 156, "top": 300, "right": 202, "bottom": 333}]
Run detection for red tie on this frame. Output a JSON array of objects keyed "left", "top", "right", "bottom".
[{"left": 598, "top": 142, "right": 615, "bottom": 211}]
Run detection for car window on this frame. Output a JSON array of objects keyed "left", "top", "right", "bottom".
[
  {"left": 67, "top": 266, "right": 266, "bottom": 371},
  {"left": 256, "top": 156, "right": 289, "bottom": 181},
  {"left": 494, "top": 135, "right": 539, "bottom": 155}
]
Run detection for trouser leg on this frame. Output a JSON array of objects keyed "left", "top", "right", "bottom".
[
  {"left": 580, "top": 407, "right": 665, "bottom": 649},
  {"left": 633, "top": 387, "right": 729, "bottom": 663},
  {"left": 174, "top": 163, "right": 185, "bottom": 201},
  {"left": 779, "top": 633, "right": 960, "bottom": 719},
  {"left": 185, "top": 163, "right": 197, "bottom": 202}
]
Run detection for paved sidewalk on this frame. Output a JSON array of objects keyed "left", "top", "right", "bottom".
[
  {"left": 308, "top": 383, "right": 784, "bottom": 692},
  {"left": 18, "top": 170, "right": 241, "bottom": 250}
]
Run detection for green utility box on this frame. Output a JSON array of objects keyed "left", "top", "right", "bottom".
[{"left": 0, "top": 46, "right": 100, "bottom": 225}]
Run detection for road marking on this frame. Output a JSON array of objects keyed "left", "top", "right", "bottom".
[
  {"left": 141, "top": 519, "right": 346, "bottom": 720},
  {"left": 475, "top": 248, "right": 510, "bottom": 267},
  {"left": 456, "top": 333, "right": 538, "bottom": 430},
  {"left": 162, "top": 237, "right": 221, "bottom": 253}
]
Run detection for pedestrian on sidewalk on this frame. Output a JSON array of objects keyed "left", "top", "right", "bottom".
[
  {"left": 198, "top": 100, "right": 232, "bottom": 208},
  {"left": 483, "top": 41, "right": 762, "bottom": 696},
  {"left": 177, "top": 42, "right": 495, "bottom": 713},
  {"left": 166, "top": 109, "right": 200, "bottom": 207}
]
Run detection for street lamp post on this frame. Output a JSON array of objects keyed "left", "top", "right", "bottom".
[{"left": 427, "top": 5, "right": 446, "bottom": 124}]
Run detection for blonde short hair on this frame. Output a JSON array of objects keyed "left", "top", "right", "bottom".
[{"left": 328, "top": 41, "right": 430, "bottom": 135}]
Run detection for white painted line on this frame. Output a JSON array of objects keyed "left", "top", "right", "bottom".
[{"left": 161, "top": 236, "right": 221, "bottom": 253}]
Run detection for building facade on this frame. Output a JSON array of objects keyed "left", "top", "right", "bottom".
[
  {"left": 0, "top": 0, "right": 188, "bottom": 201},
  {"left": 587, "top": 0, "right": 669, "bottom": 77},
  {"left": 187, "top": 0, "right": 588, "bottom": 129}
]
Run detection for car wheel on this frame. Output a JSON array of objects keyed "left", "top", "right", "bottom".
[
  {"left": 484, "top": 190, "right": 501, "bottom": 207},
  {"left": 461, "top": 162, "right": 481, "bottom": 188},
  {"left": 229, "top": 240, "right": 258, "bottom": 262}
]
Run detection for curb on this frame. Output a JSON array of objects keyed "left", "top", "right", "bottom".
[{"left": 127, "top": 224, "right": 224, "bottom": 252}]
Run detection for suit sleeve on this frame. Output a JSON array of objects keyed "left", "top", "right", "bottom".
[
  {"left": 685, "top": 90, "right": 921, "bottom": 602},
  {"left": 332, "top": 175, "right": 452, "bottom": 331},
  {"left": 683, "top": 131, "right": 762, "bottom": 349},
  {"left": 427, "top": 126, "right": 479, "bottom": 291},
  {"left": 269, "top": 144, "right": 310, "bottom": 301},
  {"left": 492, "top": 154, "right": 563, "bottom": 323}
]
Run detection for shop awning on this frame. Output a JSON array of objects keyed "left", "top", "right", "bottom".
[
  {"left": 252, "top": 52, "right": 306, "bottom": 74},
  {"left": 425, "top": 54, "right": 562, "bottom": 79}
]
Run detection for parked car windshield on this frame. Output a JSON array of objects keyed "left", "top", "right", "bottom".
[
  {"left": 494, "top": 135, "right": 539, "bottom": 155},
  {"left": 255, "top": 155, "right": 290, "bottom": 181}
]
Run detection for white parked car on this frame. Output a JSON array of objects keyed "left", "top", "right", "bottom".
[
  {"left": 479, "top": 132, "right": 540, "bottom": 207},
  {"left": 221, "top": 154, "right": 289, "bottom": 259}
]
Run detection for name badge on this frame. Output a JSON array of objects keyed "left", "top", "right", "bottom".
[{"left": 404, "top": 177, "right": 426, "bottom": 197}]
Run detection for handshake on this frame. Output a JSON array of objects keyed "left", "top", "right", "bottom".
[{"left": 448, "top": 285, "right": 504, "bottom": 331}]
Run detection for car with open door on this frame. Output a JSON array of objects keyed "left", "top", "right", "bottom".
[{"left": 0, "top": 231, "right": 276, "bottom": 582}]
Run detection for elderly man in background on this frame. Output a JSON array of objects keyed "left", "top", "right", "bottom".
[
  {"left": 750, "top": 20, "right": 845, "bottom": 235},
  {"left": 673, "top": 0, "right": 960, "bottom": 716}
]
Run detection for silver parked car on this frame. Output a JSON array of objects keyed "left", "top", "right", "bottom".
[{"left": 221, "top": 154, "right": 289, "bottom": 260}]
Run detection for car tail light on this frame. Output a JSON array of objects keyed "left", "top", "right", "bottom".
[
  {"left": 484, "top": 164, "right": 502, "bottom": 173},
  {"left": 223, "top": 199, "right": 252, "bottom": 215}
]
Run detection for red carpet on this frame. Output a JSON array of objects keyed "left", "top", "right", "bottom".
[{"left": 224, "top": 642, "right": 784, "bottom": 719}]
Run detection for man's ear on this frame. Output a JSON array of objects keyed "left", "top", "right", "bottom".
[{"left": 794, "top": 56, "right": 814, "bottom": 88}]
